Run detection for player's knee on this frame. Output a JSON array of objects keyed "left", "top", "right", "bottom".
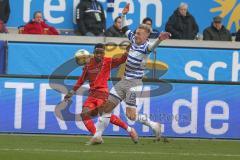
[
  {"left": 126, "top": 113, "right": 136, "bottom": 121},
  {"left": 103, "top": 100, "right": 116, "bottom": 113},
  {"left": 90, "top": 109, "right": 99, "bottom": 117},
  {"left": 81, "top": 107, "right": 90, "bottom": 117},
  {"left": 127, "top": 115, "right": 136, "bottom": 121},
  {"left": 81, "top": 107, "right": 97, "bottom": 118},
  {"left": 126, "top": 107, "right": 137, "bottom": 121}
]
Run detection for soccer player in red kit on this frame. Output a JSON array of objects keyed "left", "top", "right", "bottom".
[{"left": 65, "top": 43, "right": 138, "bottom": 143}]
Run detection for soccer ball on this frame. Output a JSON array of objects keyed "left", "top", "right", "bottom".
[{"left": 74, "top": 49, "right": 90, "bottom": 65}]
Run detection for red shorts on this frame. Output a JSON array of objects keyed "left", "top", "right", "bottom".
[{"left": 83, "top": 96, "right": 106, "bottom": 111}]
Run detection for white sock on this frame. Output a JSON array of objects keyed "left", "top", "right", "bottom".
[
  {"left": 137, "top": 114, "right": 156, "bottom": 129},
  {"left": 127, "top": 126, "right": 132, "bottom": 132},
  {"left": 93, "top": 112, "right": 111, "bottom": 138}
]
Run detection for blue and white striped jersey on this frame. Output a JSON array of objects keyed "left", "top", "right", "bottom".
[{"left": 124, "top": 30, "right": 151, "bottom": 79}]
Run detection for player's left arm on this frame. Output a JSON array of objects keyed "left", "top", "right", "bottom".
[
  {"left": 111, "top": 44, "right": 130, "bottom": 68},
  {"left": 147, "top": 32, "right": 171, "bottom": 52},
  {"left": 111, "top": 52, "right": 128, "bottom": 68}
]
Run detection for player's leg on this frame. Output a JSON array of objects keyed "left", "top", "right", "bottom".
[
  {"left": 105, "top": 79, "right": 138, "bottom": 143},
  {"left": 91, "top": 98, "right": 115, "bottom": 140},
  {"left": 94, "top": 80, "right": 126, "bottom": 138},
  {"left": 124, "top": 80, "right": 141, "bottom": 121},
  {"left": 89, "top": 99, "right": 116, "bottom": 144},
  {"left": 91, "top": 98, "right": 138, "bottom": 144},
  {"left": 136, "top": 114, "right": 162, "bottom": 141},
  {"left": 123, "top": 85, "right": 140, "bottom": 144},
  {"left": 96, "top": 98, "right": 132, "bottom": 132},
  {"left": 82, "top": 107, "right": 96, "bottom": 135},
  {"left": 92, "top": 97, "right": 118, "bottom": 135},
  {"left": 81, "top": 97, "right": 97, "bottom": 135},
  {"left": 125, "top": 107, "right": 161, "bottom": 142},
  {"left": 110, "top": 114, "right": 132, "bottom": 132},
  {"left": 125, "top": 80, "right": 162, "bottom": 141},
  {"left": 110, "top": 113, "right": 138, "bottom": 142},
  {"left": 85, "top": 98, "right": 116, "bottom": 145},
  {"left": 90, "top": 80, "right": 138, "bottom": 144}
]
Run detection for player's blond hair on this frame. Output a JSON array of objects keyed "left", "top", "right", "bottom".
[{"left": 138, "top": 24, "right": 151, "bottom": 34}]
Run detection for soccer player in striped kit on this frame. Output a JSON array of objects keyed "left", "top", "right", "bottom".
[{"left": 89, "top": 3, "right": 171, "bottom": 144}]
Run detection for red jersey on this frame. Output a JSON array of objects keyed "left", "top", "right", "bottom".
[{"left": 73, "top": 54, "right": 127, "bottom": 99}]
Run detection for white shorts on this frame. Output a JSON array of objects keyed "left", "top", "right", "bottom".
[{"left": 108, "top": 78, "right": 143, "bottom": 107}]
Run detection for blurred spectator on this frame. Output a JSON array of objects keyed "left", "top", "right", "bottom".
[
  {"left": 0, "top": 20, "right": 8, "bottom": 33},
  {"left": 0, "top": 0, "right": 10, "bottom": 23},
  {"left": 22, "top": 11, "right": 59, "bottom": 35},
  {"left": 236, "top": 29, "right": 240, "bottom": 42},
  {"left": 105, "top": 16, "right": 125, "bottom": 37},
  {"left": 165, "top": 2, "right": 199, "bottom": 40},
  {"left": 203, "top": 16, "right": 231, "bottom": 41},
  {"left": 142, "top": 17, "right": 159, "bottom": 39},
  {"left": 76, "top": 0, "right": 106, "bottom": 36}
]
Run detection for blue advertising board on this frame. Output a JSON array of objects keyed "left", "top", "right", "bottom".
[
  {"left": 154, "top": 48, "right": 240, "bottom": 82},
  {"left": 7, "top": 0, "right": 240, "bottom": 33},
  {"left": 0, "top": 77, "right": 239, "bottom": 139},
  {"left": 0, "top": 41, "right": 6, "bottom": 74},
  {"left": 7, "top": 42, "right": 94, "bottom": 76},
  {"left": 7, "top": 42, "right": 240, "bottom": 82}
]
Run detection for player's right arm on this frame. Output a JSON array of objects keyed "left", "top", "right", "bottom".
[
  {"left": 73, "top": 66, "right": 88, "bottom": 92},
  {"left": 64, "top": 66, "right": 88, "bottom": 100},
  {"left": 121, "top": 3, "right": 134, "bottom": 43}
]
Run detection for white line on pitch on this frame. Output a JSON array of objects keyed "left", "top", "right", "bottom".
[
  {"left": 0, "top": 148, "right": 240, "bottom": 157},
  {"left": 0, "top": 134, "right": 239, "bottom": 142}
]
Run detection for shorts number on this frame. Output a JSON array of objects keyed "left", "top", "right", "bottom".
[{"left": 129, "top": 93, "right": 136, "bottom": 101}]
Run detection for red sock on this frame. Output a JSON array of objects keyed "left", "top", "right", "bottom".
[
  {"left": 83, "top": 116, "right": 96, "bottom": 135},
  {"left": 110, "top": 114, "right": 128, "bottom": 130}
]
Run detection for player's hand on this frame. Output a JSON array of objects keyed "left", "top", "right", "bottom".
[
  {"left": 158, "top": 32, "right": 171, "bottom": 41},
  {"left": 126, "top": 107, "right": 137, "bottom": 121},
  {"left": 122, "top": 3, "right": 130, "bottom": 15}
]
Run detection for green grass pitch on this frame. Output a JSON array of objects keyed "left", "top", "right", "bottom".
[{"left": 0, "top": 134, "right": 239, "bottom": 160}]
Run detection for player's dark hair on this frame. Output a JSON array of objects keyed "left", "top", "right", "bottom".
[{"left": 94, "top": 43, "right": 105, "bottom": 50}]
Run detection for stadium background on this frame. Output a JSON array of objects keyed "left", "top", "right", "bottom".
[
  {"left": 6, "top": 0, "right": 240, "bottom": 32},
  {"left": 0, "top": 0, "right": 240, "bottom": 139}
]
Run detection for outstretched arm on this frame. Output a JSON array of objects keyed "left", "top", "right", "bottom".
[
  {"left": 64, "top": 66, "right": 88, "bottom": 100},
  {"left": 111, "top": 52, "right": 128, "bottom": 68},
  {"left": 121, "top": 3, "right": 135, "bottom": 43},
  {"left": 73, "top": 66, "right": 88, "bottom": 92},
  {"left": 121, "top": 3, "right": 131, "bottom": 35},
  {"left": 147, "top": 32, "right": 171, "bottom": 52},
  {"left": 121, "top": 3, "right": 130, "bottom": 28}
]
